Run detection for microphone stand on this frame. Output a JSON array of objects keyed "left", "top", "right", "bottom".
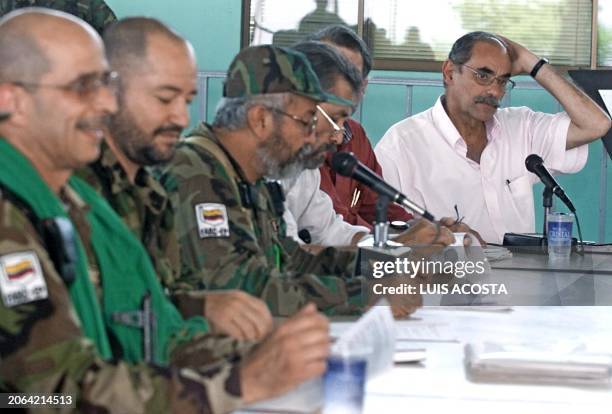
[
  {"left": 542, "top": 187, "right": 553, "bottom": 238},
  {"left": 373, "top": 194, "right": 390, "bottom": 247}
]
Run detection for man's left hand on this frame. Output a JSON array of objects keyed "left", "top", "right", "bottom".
[{"left": 497, "top": 35, "right": 539, "bottom": 76}]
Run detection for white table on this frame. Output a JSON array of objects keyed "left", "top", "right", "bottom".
[
  {"left": 362, "top": 306, "right": 612, "bottom": 414},
  {"left": 239, "top": 306, "right": 612, "bottom": 414}
]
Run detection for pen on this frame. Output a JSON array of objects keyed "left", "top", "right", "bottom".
[
  {"left": 453, "top": 204, "right": 464, "bottom": 225},
  {"left": 351, "top": 188, "right": 361, "bottom": 208}
]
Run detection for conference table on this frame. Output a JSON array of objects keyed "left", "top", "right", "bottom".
[
  {"left": 359, "top": 306, "right": 612, "bottom": 414},
  {"left": 238, "top": 248, "right": 612, "bottom": 414}
]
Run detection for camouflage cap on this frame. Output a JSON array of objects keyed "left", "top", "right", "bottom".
[{"left": 223, "top": 45, "right": 353, "bottom": 106}]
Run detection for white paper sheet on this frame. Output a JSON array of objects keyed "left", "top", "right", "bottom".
[
  {"left": 332, "top": 299, "right": 396, "bottom": 379},
  {"left": 395, "top": 320, "right": 458, "bottom": 342},
  {"left": 598, "top": 89, "right": 612, "bottom": 113},
  {"left": 239, "top": 303, "right": 396, "bottom": 413}
]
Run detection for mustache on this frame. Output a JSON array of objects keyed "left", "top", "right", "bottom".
[
  {"left": 76, "top": 114, "right": 112, "bottom": 130},
  {"left": 318, "top": 142, "right": 337, "bottom": 155},
  {"left": 154, "top": 124, "right": 183, "bottom": 136},
  {"left": 474, "top": 95, "right": 500, "bottom": 108}
]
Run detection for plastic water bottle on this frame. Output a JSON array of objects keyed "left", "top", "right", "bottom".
[{"left": 547, "top": 212, "right": 573, "bottom": 259}]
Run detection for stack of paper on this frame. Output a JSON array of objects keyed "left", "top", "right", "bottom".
[{"left": 465, "top": 342, "right": 612, "bottom": 386}]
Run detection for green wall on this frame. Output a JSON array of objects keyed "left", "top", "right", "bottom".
[{"left": 105, "top": 0, "right": 610, "bottom": 242}]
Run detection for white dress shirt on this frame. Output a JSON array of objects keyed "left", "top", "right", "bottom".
[
  {"left": 375, "top": 97, "right": 587, "bottom": 243},
  {"left": 281, "top": 169, "right": 370, "bottom": 246}
]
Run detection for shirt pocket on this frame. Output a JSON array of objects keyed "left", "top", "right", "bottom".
[
  {"left": 506, "top": 175, "right": 532, "bottom": 200},
  {"left": 504, "top": 174, "right": 535, "bottom": 232}
]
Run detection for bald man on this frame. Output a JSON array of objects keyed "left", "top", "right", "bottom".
[{"left": 0, "top": 9, "right": 330, "bottom": 412}]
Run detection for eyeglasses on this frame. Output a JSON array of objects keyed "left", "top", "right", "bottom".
[
  {"left": 268, "top": 107, "right": 318, "bottom": 135},
  {"left": 316, "top": 105, "right": 347, "bottom": 139},
  {"left": 461, "top": 64, "right": 515, "bottom": 91},
  {"left": 12, "top": 70, "right": 120, "bottom": 100}
]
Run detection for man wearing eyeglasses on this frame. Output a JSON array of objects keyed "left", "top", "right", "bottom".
[
  {"left": 160, "top": 45, "right": 364, "bottom": 316},
  {"left": 376, "top": 31, "right": 611, "bottom": 244}
]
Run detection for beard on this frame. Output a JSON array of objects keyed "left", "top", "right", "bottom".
[
  {"left": 256, "top": 129, "right": 317, "bottom": 180},
  {"left": 302, "top": 142, "right": 337, "bottom": 170},
  {"left": 108, "top": 106, "right": 182, "bottom": 166}
]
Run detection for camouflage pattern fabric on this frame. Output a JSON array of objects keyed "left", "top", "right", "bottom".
[
  {"left": 77, "top": 144, "right": 209, "bottom": 318},
  {"left": 0, "top": 0, "right": 117, "bottom": 34},
  {"left": 159, "top": 123, "right": 364, "bottom": 317},
  {"left": 0, "top": 180, "right": 248, "bottom": 413},
  {"left": 224, "top": 44, "right": 353, "bottom": 106}
]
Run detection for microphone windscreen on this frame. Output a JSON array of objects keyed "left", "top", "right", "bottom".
[
  {"left": 331, "top": 152, "right": 358, "bottom": 177},
  {"left": 525, "top": 154, "right": 543, "bottom": 173}
]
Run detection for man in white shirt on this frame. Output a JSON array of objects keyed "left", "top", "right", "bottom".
[
  {"left": 376, "top": 32, "right": 610, "bottom": 244},
  {"left": 283, "top": 41, "right": 456, "bottom": 248}
]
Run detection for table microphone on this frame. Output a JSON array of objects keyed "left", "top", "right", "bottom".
[
  {"left": 525, "top": 154, "right": 576, "bottom": 212},
  {"left": 331, "top": 151, "right": 435, "bottom": 221}
]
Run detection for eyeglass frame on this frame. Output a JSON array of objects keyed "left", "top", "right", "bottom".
[
  {"left": 315, "top": 104, "right": 353, "bottom": 144},
  {"left": 11, "top": 70, "right": 120, "bottom": 100},
  {"left": 460, "top": 64, "right": 515, "bottom": 90},
  {"left": 267, "top": 107, "right": 318, "bottom": 135}
]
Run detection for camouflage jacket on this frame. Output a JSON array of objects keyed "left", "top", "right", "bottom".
[
  {"left": 0, "top": 0, "right": 117, "bottom": 34},
  {"left": 159, "top": 123, "right": 363, "bottom": 316},
  {"left": 78, "top": 144, "right": 208, "bottom": 318},
  {"left": 0, "top": 182, "right": 246, "bottom": 413}
]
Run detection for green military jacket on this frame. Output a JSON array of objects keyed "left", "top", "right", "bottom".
[
  {"left": 78, "top": 144, "right": 209, "bottom": 318},
  {"left": 0, "top": 0, "right": 116, "bottom": 34},
  {"left": 0, "top": 182, "right": 247, "bottom": 413},
  {"left": 159, "top": 123, "right": 362, "bottom": 316}
]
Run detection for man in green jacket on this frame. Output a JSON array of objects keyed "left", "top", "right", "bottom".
[{"left": 160, "top": 45, "right": 365, "bottom": 316}]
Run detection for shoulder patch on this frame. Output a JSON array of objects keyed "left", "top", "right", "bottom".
[
  {"left": 0, "top": 251, "right": 48, "bottom": 307},
  {"left": 195, "top": 203, "right": 230, "bottom": 238}
]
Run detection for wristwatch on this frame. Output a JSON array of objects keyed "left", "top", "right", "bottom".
[{"left": 530, "top": 58, "right": 549, "bottom": 78}]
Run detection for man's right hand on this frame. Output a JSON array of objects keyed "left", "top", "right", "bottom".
[
  {"left": 240, "top": 303, "right": 330, "bottom": 403},
  {"left": 394, "top": 218, "right": 454, "bottom": 246},
  {"left": 204, "top": 290, "right": 274, "bottom": 341}
]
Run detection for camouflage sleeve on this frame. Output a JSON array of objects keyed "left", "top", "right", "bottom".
[
  {"left": 78, "top": 0, "right": 117, "bottom": 34},
  {"left": 161, "top": 144, "right": 363, "bottom": 316},
  {"left": 0, "top": 197, "right": 245, "bottom": 413},
  {"left": 0, "top": 1, "right": 117, "bottom": 35}
]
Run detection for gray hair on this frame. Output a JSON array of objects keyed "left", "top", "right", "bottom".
[
  {"left": 212, "top": 93, "right": 290, "bottom": 130},
  {"left": 308, "top": 25, "right": 372, "bottom": 77},
  {"left": 448, "top": 31, "right": 506, "bottom": 66},
  {"left": 292, "top": 40, "right": 361, "bottom": 99}
]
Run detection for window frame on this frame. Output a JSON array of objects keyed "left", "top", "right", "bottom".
[{"left": 242, "top": 0, "right": 608, "bottom": 71}]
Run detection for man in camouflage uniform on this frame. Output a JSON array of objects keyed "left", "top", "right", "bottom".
[
  {"left": 78, "top": 17, "right": 274, "bottom": 342},
  {"left": 161, "top": 45, "right": 366, "bottom": 317},
  {"left": 0, "top": 9, "right": 331, "bottom": 412},
  {"left": 0, "top": 0, "right": 116, "bottom": 33}
]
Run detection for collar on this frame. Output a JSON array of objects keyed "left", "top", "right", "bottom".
[
  {"left": 94, "top": 143, "right": 168, "bottom": 215},
  {"left": 433, "top": 96, "right": 501, "bottom": 148},
  {"left": 188, "top": 122, "right": 264, "bottom": 186}
]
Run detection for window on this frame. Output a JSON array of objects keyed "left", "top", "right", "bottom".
[
  {"left": 244, "top": 0, "right": 609, "bottom": 70},
  {"left": 599, "top": 0, "right": 612, "bottom": 66}
]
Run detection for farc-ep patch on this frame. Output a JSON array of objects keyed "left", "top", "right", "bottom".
[
  {"left": 0, "top": 251, "right": 48, "bottom": 307},
  {"left": 195, "top": 203, "right": 230, "bottom": 238}
]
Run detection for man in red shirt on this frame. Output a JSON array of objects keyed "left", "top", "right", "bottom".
[{"left": 310, "top": 25, "right": 411, "bottom": 229}]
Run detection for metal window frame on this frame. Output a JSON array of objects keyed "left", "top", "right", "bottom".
[{"left": 241, "top": 0, "right": 605, "bottom": 71}]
